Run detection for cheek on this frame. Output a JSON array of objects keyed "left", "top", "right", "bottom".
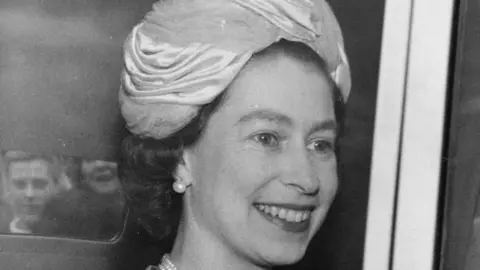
[
  {"left": 12, "top": 189, "right": 25, "bottom": 197},
  {"left": 219, "top": 147, "right": 274, "bottom": 196},
  {"left": 210, "top": 151, "right": 264, "bottom": 204},
  {"left": 210, "top": 150, "right": 274, "bottom": 234},
  {"left": 194, "top": 136, "right": 270, "bottom": 193},
  {"left": 36, "top": 190, "right": 49, "bottom": 198},
  {"left": 193, "top": 147, "right": 272, "bottom": 219},
  {"left": 316, "top": 161, "right": 339, "bottom": 202}
]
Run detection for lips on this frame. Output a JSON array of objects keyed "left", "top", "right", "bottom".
[{"left": 254, "top": 203, "right": 315, "bottom": 233}]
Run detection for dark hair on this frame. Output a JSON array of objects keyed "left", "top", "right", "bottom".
[
  {"left": 118, "top": 39, "right": 346, "bottom": 241},
  {"left": 118, "top": 94, "right": 224, "bottom": 241}
]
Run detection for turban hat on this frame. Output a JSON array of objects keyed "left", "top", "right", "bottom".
[{"left": 120, "top": 0, "right": 351, "bottom": 139}]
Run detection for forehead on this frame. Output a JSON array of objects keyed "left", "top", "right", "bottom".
[
  {"left": 9, "top": 159, "right": 50, "bottom": 179},
  {"left": 220, "top": 55, "right": 335, "bottom": 120}
]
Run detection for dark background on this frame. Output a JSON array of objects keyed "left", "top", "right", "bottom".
[
  {"left": 0, "top": 0, "right": 385, "bottom": 269},
  {"left": 442, "top": 0, "right": 480, "bottom": 269}
]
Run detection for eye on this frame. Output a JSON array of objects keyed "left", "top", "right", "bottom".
[
  {"left": 33, "top": 179, "right": 49, "bottom": 190},
  {"left": 13, "top": 180, "right": 27, "bottom": 190},
  {"left": 307, "top": 139, "right": 335, "bottom": 154},
  {"left": 252, "top": 132, "right": 280, "bottom": 148}
]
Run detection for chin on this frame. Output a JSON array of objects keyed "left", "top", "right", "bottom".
[
  {"left": 255, "top": 243, "right": 308, "bottom": 267},
  {"left": 22, "top": 214, "right": 41, "bottom": 225},
  {"left": 272, "top": 254, "right": 305, "bottom": 266}
]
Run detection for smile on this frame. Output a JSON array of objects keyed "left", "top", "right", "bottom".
[
  {"left": 254, "top": 203, "right": 314, "bottom": 233},
  {"left": 256, "top": 204, "right": 311, "bottom": 223}
]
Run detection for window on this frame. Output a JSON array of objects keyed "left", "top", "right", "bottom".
[
  {"left": 363, "top": 0, "right": 456, "bottom": 269},
  {"left": 0, "top": 150, "right": 125, "bottom": 240},
  {"left": 0, "top": 0, "right": 155, "bottom": 241},
  {"left": 0, "top": 0, "right": 387, "bottom": 269}
]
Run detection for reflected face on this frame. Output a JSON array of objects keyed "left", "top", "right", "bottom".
[
  {"left": 7, "top": 159, "right": 54, "bottom": 224},
  {"left": 82, "top": 160, "right": 120, "bottom": 194},
  {"left": 183, "top": 55, "right": 338, "bottom": 266}
]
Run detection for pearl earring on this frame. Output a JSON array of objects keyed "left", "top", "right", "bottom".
[{"left": 173, "top": 181, "right": 186, "bottom": 193}]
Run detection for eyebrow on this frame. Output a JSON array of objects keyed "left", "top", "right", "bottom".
[
  {"left": 308, "top": 119, "right": 338, "bottom": 136},
  {"left": 236, "top": 109, "right": 293, "bottom": 127},
  {"left": 236, "top": 109, "right": 337, "bottom": 134}
]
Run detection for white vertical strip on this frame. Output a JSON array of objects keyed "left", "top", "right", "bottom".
[
  {"left": 392, "top": 0, "right": 455, "bottom": 269},
  {"left": 362, "top": 0, "right": 413, "bottom": 269}
]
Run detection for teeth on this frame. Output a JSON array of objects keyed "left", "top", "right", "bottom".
[
  {"left": 295, "top": 212, "right": 302, "bottom": 222},
  {"left": 286, "top": 210, "right": 296, "bottom": 222},
  {"left": 256, "top": 204, "right": 312, "bottom": 223},
  {"left": 270, "top": 206, "right": 279, "bottom": 217}
]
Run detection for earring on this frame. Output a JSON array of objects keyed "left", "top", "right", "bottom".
[{"left": 173, "top": 181, "right": 186, "bottom": 193}]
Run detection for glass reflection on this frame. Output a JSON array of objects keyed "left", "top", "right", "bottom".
[{"left": 0, "top": 149, "right": 125, "bottom": 240}]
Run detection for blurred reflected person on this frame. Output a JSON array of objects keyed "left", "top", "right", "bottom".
[
  {"left": 2, "top": 151, "right": 57, "bottom": 234},
  {"left": 79, "top": 159, "right": 124, "bottom": 238},
  {"left": 82, "top": 160, "right": 121, "bottom": 194},
  {"left": 33, "top": 159, "right": 125, "bottom": 240}
]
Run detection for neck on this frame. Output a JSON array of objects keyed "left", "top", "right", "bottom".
[{"left": 169, "top": 206, "right": 269, "bottom": 270}]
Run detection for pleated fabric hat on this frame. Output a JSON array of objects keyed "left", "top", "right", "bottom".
[{"left": 120, "top": 0, "right": 351, "bottom": 139}]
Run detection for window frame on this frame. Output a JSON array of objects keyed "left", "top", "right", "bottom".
[{"left": 363, "top": 0, "right": 456, "bottom": 269}]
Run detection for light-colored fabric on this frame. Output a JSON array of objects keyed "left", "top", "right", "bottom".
[
  {"left": 9, "top": 217, "right": 31, "bottom": 234},
  {"left": 120, "top": 0, "right": 351, "bottom": 139}
]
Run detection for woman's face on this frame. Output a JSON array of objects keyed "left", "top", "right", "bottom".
[{"left": 181, "top": 53, "right": 338, "bottom": 266}]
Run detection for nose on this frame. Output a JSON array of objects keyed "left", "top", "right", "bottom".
[
  {"left": 25, "top": 183, "right": 35, "bottom": 199},
  {"left": 280, "top": 146, "right": 320, "bottom": 195}
]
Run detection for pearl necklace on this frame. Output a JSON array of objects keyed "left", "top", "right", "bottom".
[
  {"left": 146, "top": 254, "right": 177, "bottom": 270},
  {"left": 159, "top": 254, "right": 177, "bottom": 270}
]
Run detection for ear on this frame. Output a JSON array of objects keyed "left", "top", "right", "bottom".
[{"left": 174, "top": 148, "right": 196, "bottom": 187}]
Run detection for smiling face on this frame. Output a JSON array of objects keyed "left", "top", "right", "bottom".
[
  {"left": 82, "top": 160, "right": 120, "bottom": 194},
  {"left": 178, "top": 48, "right": 339, "bottom": 267}
]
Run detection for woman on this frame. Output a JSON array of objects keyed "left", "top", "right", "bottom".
[{"left": 118, "top": 0, "right": 351, "bottom": 269}]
